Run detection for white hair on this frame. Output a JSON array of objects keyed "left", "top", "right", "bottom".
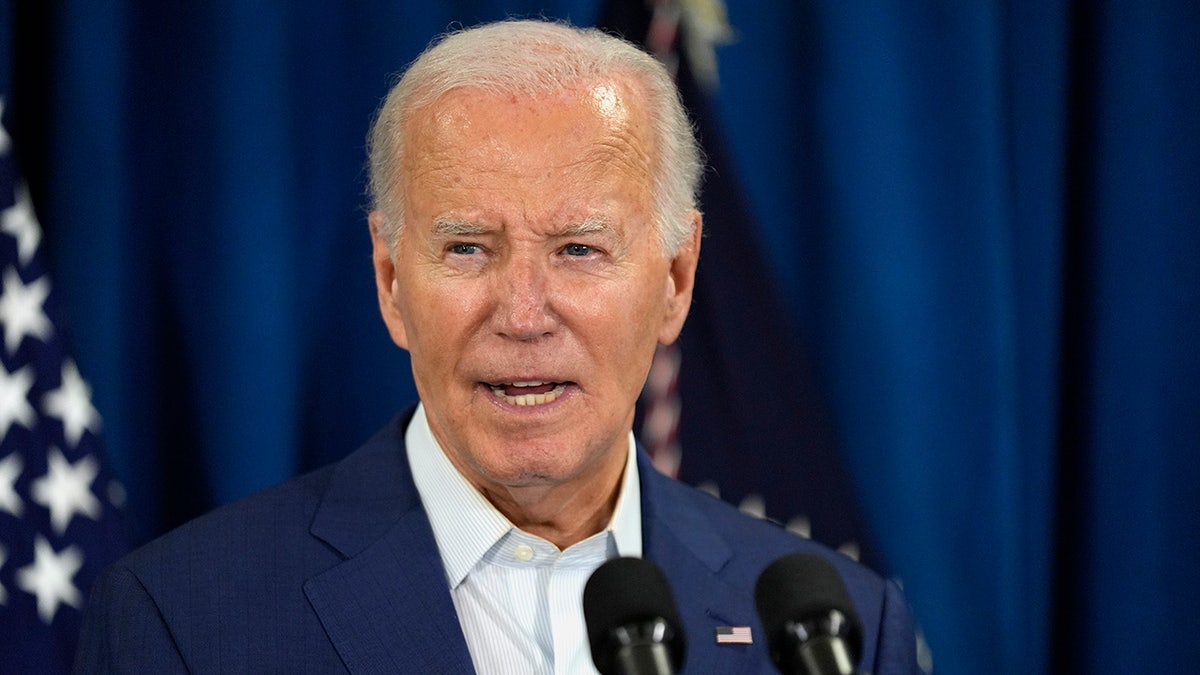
[{"left": 366, "top": 19, "right": 703, "bottom": 256}]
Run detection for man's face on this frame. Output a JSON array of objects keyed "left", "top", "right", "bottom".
[{"left": 371, "top": 80, "right": 699, "bottom": 500}]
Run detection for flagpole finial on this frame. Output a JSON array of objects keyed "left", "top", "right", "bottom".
[{"left": 678, "top": 0, "right": 737, "bottom": 92}]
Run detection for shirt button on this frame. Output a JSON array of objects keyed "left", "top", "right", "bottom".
[{"left": 514, "top": 544, "right": 535, "bottom": 562}]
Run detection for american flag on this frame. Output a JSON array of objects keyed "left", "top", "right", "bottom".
[
  {"left": 606, "top": 0, "right": 879, "bottom": 565},
  {"left": 715, "top": 625, "right": 754, "bottom": 645},
  {"left": 0, "top": 98, "right": 127, "bottom": 674}
]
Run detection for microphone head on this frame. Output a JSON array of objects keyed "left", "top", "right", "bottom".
[
  {"left": 754, "top": 553, "right": 864, "bottom": 673},
  {"left": 584, "top": 557, "right": 686, "bottom": 675}
]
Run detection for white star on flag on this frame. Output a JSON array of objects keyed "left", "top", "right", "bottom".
[
  {"left": 0, "top": 451, "right": 24, "bottom": 517},
  {"left": 0, "top": 364, "right": 37, "bottom": 440},
  {"left": 16, "top": 536, "right": 84, "bottom": 624},
  {"left": 0, "top": 266, "right": 53, "bottom": 353},
  {"left": 1, "top": 93, "right": 127, "bottom": 667},
  {"left": 31, "top": 448, "right": 102, "bottom": 535},
  {"left": 1, "top": 183, "right": 43, "bottom": 265},
  {"left": 42, "top": 360, "right": 101, "bottom": 448}
]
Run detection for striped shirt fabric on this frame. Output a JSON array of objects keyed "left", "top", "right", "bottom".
[{"left": 407, "top": 404, "right": 643, "bottom": 675}]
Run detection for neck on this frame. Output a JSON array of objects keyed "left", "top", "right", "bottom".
[
  {"left": 456, "top": 438, "right": 627, "bottom": 550},
  {"left": 480, "top": 470, "right": 625, "bottom": 550}
]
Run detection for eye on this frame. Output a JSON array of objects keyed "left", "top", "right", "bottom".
[
  {"left": 449, "top": 243, "right": 482, "bottom": 255},
  {"left": 563, "top": 243, "right": 593, "bottom": 257}
]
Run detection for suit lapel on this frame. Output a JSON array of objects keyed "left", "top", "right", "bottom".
[
  {"left": 640, "top": 453, "right": 770, "bottom": 675},
  {"left": 302, "top": 413, "right": 475, "bottom": 674},
  {"left": 304, "top": 509, "right": 474, "bottom": 674},
  {"left": 299, "top": 421, "right": 771, "bottom": 674}
]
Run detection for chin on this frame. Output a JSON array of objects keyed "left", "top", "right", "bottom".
[{"left": 480, "top": 448, "right": 590, "bottom": 487}]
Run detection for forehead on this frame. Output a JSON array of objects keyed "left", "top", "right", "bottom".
[{"left": 400, "top": 79, "right": 656, "bottom": 201}]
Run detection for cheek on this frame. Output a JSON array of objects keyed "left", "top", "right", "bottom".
[
  {"left": 399, "top": 272, "right": 478, "bottom": 338},
  {"left": 395, "top": 284, "right": 446, "bottom": 361},
  {"left": 621, "top": 272, "right": 668, "bottom": 329},
  {"left": 406, "top": 285, "right": 504, "bottom": 390},
  {"left": 573, "top": 278, "right": 665, "bottom": 355}
]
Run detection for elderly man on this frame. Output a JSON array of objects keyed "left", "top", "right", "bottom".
[{"left": 77, "top": 19, "right": 920, "bottom": 674}]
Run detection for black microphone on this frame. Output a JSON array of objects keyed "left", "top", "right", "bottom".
[
  {"left": 754, "top": 553, "right": 865, "bottom": 675},
  {"left": 583, "top": 557, "right": 687, "bottom": 675}
]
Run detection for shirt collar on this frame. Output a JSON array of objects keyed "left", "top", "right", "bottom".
[{"left": 406, "top": 403, "right": 642, "bottom": 588}]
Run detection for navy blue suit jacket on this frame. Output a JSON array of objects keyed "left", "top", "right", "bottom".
[{"left": 76, "top": 411, "right": 921, "bottom": 673}]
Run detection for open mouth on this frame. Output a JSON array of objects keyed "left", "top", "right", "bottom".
[{"left": 487, "top": 380, "right": 570, "bottom": 406}]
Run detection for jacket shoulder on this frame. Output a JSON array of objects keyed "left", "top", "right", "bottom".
[
  {"left": 122, "top": 460, "right": 339, "bottom": 578},
  {"left": 77, "top": 416, "right": 416, "bottom": 673}
]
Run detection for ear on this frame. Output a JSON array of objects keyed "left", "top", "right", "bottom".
[
  {"left": 657, "top": 210, "right": 703, "bottom": 345},
  {"left": 370, "top": 211, "right": 411, "bottom": 350}
]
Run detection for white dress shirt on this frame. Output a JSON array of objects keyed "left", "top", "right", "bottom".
[{"left": 407, "top": 404, "right": 643, "bottom": 675}]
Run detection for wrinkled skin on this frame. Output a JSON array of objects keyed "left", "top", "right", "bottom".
[{"left": 371, "top": 79, "right": 701, "bottom": 547}]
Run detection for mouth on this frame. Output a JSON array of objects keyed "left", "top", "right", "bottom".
[{"left": 486, "top": 380, "right": 571, "bottom": 407}]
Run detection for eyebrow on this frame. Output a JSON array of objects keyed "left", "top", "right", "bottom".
[
  {"left": 431, "top": 217, "right": 487, "bottom": 236},
  {"left": 431, "top": 217, "right": 615, "bottom": 238},
  {"left": 558, "top": 218, "right": 613, "bottom": 238}
]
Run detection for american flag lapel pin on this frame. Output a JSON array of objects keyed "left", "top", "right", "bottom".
[{"left": 715, "top": 625, "right": 753, "bottom": 644}]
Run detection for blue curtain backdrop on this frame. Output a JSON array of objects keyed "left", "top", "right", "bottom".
[{"left": 2, "top": 1, "right": 1198, "bottom": 673}]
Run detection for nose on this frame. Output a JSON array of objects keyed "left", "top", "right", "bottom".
[{"left": 493, "top": 254, "right": 557, "bottom": 341}]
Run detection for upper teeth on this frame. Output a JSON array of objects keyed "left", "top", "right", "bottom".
[{"left": 490, "top": 382, "right": 567, "bottom": 406}]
